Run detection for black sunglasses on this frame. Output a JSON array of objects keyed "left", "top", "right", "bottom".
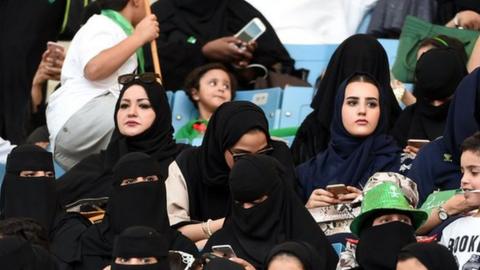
[
  {"left": 118, "top": 72, "right": 160, "bottom": 85},
  {"left": 228, "top": 145, "right": 274, "bottom": 161}
]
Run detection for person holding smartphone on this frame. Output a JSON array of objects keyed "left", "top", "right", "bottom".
[
  {"left": 46, "top": 0, "right": 159, "bottom": 170},
  {"left": 150, "top": 0, "right": 296, "bottom": 90}
]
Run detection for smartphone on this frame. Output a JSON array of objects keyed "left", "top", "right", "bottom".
[
  {"left": 47, "top": 41, "right": 64, "bottom": 57},
  {"left": 407, "top": 139, "right": 430, "bottom": 149},
  {"left": 326, "top": 184, "right": 349, "bottom": 197},
  {"left": 211, "top": 244, "right": 237, "bottom": 258},
  {"left": 234, "top": 17, "right": 266, "bottom": 43}
]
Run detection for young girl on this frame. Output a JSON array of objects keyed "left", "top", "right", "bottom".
[
  {"left": 296, "top": 72, "right": 401, "bottom": 207},
  {"left": 176, "top": 63, "right": 237, "bottom": 142},
  {"left": 46, "top": 0, "right": 159, "bottom": 170}
]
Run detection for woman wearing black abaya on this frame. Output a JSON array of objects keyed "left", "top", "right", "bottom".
[
  {"left": 0, "top": 144, "right": 62, "bottom": 237},
  {"left": 203, "top": 155, "right": 338, "bottom": 270},
  {"left": 54, "top": 152, "right": 197, "bottom": 270},
  {"left": 166, "top": 101, "right": 296, "bottom": 246},
  {"left": 397, "top": 242, "right": 458, "bottom": 270},
  {"left": 56, "top": 74, "right": 185, "bottom": 207},
  {"left": 266, "top": 241, "right": 326, "bottom": 270},
  {"left": 149, "top": 0, "right": 295, "bottom": 90},
  {"left": 391, "top": 48, "right": 467, "bottom": 149},
  {"left": 291, "top": 34, "right": 401, "bottom": 165}
]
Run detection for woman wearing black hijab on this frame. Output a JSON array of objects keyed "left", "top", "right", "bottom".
[
  {"left": 109, "top": 226, "right": 171, "bottom": 270},
  {"left": 0, "top": 235, "right": 58, "bottom": 270},
  {"left": 203, "top": 155, "right": 338, "bottom": 270},
  {"left": 149, "top": 0, "right": 295, "bottom": 90},
  {"left": 291, "top": 34, "right": 401, "bottom": 165},
  {"left": 166, "top": 101, "right": 296, "bottom": 245},
  {"left": 57, "top": 152, "right": 197, "bottom": 270},
  {"left": 56, "top": 73, "right": 186, "bottom": 207},
  {"left": 397, "top": 242, "right": 458, "bottom": 270},
  {"left": 392, "top": 48, "right": 468, "bottom": 149},
  {"left": 265, "top": 241, "right": 325, "bottom": 270},
  {"left": 0, "top": 144, "right": 61, "bottom": 236}
]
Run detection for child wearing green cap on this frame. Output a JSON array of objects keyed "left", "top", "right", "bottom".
[{"left": 440, "top": 132, "right": 480, "bottom": 270}]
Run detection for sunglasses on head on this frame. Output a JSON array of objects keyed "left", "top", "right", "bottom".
[{"left": 118, "top": 72, "right": 160, "bottom": 85}]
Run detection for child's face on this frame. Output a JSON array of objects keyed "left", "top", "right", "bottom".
[
  {"left": 193, "top": 69, "right": 232, "bottom": 113},
  {"left": 460, "top": 150, "right": 480, "bottom": 206}
]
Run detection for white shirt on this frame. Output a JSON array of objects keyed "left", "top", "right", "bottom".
[
  {"left": 440, "top": 215, "right": 480, "bottom": 269},
  {"left": 246, "top": 0, "right": 377, "bottom": 44},
  {"left": 46, "top": 14, "right": 137, "bottom": 145},
  {"left": 0, "top": 137, "right": 15, "bottom": 164}
]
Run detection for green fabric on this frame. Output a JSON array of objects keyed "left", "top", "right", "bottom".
[
  {"left": 175, "top": 119, "right": 208, "bottom": 142},
  {"left": 420, "top": 189, "right": 458, "bottom": 215},
  {"left": 392, "top": 16, "right": 479, "bottom": 82},
  {"left": 101, "top": 9, "right": 145, "bottom": 73},
  {"left": 270, "top": 127, "right": 298, "bottom": 138},
  {"left": 350, "top": 182, "right": 428, "bottom": 236}
]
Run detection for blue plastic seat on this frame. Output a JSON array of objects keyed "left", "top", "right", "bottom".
[
  {"left": 171, "top": 91, "right": 198, "bottom": 135},
  {"left": 166, "top": 91, "right": 174, "bottom": 108},
  {"left": 234, "top": 88, "right": 283, "bottom": 130},
  {"left": 377, "top": 38, "right": 400, "bottom": 68},
  {"left": 284, "top": 44, "right": 338, "bottom": 85},
  {"left": 279, "top": 86, "right": 314, "bottom": 128}
]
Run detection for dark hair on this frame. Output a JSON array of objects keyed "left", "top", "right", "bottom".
[
  {"left": 0, "top": 218, "right": 49, "bottom": 250},
  {"left": 347, "top": 74, "right": 379, "bottom": 88},
  {"left": 268, "top": 252, "right": 305, "bottom": 269},
  {"left": 461, "top": 132, "right": 480, "bottom": 154},
  {"left": 184, "top": 63, "right": 237, "bottom": 108},
  {"left": 397, "top": 252, "right": 415, "bottom": 262},
  {"left": 82, "top": 0, "right": 129, "bottom": 23},
  {"left": 419, "top": 35, "right": 468, "bottom": 64},
  {"left": 360, "top": 209, "right": 413, "bottom": 235}
]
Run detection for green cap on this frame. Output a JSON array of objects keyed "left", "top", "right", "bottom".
[{"left": 350, "top": 182, "right": 428, "bottom": 236}]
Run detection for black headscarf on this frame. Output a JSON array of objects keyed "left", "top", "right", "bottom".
[
  {"left": 56, "top": 78, "right": 185, "bottom": 206},
  {"left": 203, "top": 155, "right": 338, "bottom": 270},
  {"left": 398, "top": 242, "right": 458, "bottom": 270},
  {"left": 175, "top": 101, "right": 296, "bottom": 222},
  {"left": 355, "top": 222, "right": 417, "bottom": 270},
  {"left": 0, "top": 144, "right": 60, "bottom": 233},
  {"left": 392, "top": 48, "right": 468, "bottom": 147},
  {"left": 150, "top": 0, "right": 294, "bottom": 90},
  {"left": 291, "top": 34, "right": 401, "bottom": 165},
  {"left": 204, "top": 257, "right": 244, "bottom": 270},
  {"left": 0, "top": 236, "right": 57, "bottom": 270},
  {"left": 81, "top": 153, "right": 197, "bottom": 269},
  {"left": 296, "top": 73, "right": 401, "bottom": 200},
  {"left": 265, "top": 241, "right": 325, "bottom": 270},
  {"left": 111, "top": 226, "right": 171, "bottom": 270},
  {"left": 407, "top": 68, "right": 480, "bottom": 203}
]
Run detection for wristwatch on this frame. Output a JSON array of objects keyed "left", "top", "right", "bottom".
[{"left": 438, "top": 206, "right": 449, "bottom": 221}]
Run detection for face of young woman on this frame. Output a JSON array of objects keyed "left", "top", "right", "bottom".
[
  {"left": 372, "top": 213, "right": 412, "bottom": 227},
  {"left": 115, "top": 257, "right": 158, "bottom": 265},
  {"left": 117, "top": 85, "right": 156, "bottom": 137},
  {"left": 341, "top": 81, "right": 381, "bottom": 138},
  {"left": 223, "top": 129, "right": 270, "bottom": 169},
  {"left": 268, "top": 255, "right": 304, "bottom": 270},
  {"left": 192, "top": 69, "right": 233, "bottom": 116},
  {"left": 19, "top": 170, "right": 54, "bottom": 177},
  {"left": 120, "top": 175, "right": 159, "bottom": 186}
]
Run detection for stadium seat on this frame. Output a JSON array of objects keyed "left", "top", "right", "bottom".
[
  {"left": 279, "top": 86, "right": 314, "bottom": 128},
  {"left": 284, "top": 44, "right": 338, "bottom": 85},
  {"left": 377, "top": 38, "right": 400, "bottom": 68},
  {"left": 171, "top": 91, "right": 198, "bottom": 135},
  {"left": 166, "top": 90, "right": 174, "bottom": 108},
  {"left": 234, "top": 87, "right": 283, "bottom": 130}
]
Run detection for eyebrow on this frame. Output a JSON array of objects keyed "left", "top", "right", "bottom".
[
  {"left": 120, "top": 98, "right": 150, "bottom": 102},
  {"left": 345, "top": 96, "right": 378, "bottom": 101},
  {"left": 464, "top": 165, "right": 480, "bottom": 170}
]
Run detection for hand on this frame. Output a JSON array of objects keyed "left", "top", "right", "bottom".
[
  {"left": 455, "top": 10, "right": 480, "bottom": 30},
  {"left": 233, "top": 41, "right": 257, "bottom": 67},
  {"left": 133, "top": 14, "right": 159, "bottom": 44},
  {"left": 305, "top": 188, "right": 340, "bottom": 208},
  {"left": 202, "top": 37, "right": 253, "bottom": 63},
  {"left": 337, "top": 186, "right": 362, "bottom": 202},
  {"left": 443, "top": 194, "right": 478, "bottom": 216},
  {"left": 102, "top": 266, "right": 111, "bottom": 270},
  {"left": 229, "top": 257, "right": 256, "bottom": 270},
  {"left": 403, "top": 145, "right": 420, "bottom": 155}
]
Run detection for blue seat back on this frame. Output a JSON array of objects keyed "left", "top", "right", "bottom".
[
  {"left": 284, "top": 44, "right": 338, "bottom": 85},
  {"left": 171, "top": 91, "right": 198, "bottom": 135},
  {"left": 234, "top": 88, "right": 282, "bottom": 130},
  {"left": 279, "top": 86, "right": 314, "bottom": 128},
  {"left": 166, "top": 91, "right": 174, "bottom": 108}
]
